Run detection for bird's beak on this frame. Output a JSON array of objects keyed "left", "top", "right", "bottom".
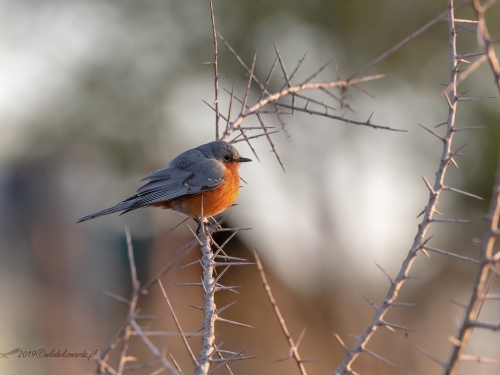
[{"left": 236, "top": 157, "right": 252, "bottom": 163}]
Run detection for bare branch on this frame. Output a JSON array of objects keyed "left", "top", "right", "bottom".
[
  {"left": 209, "top": 0, "right": 220, "bottom": 138},
  {"left": 275, "top": 101, "right": 401, "bottom": 131},
  {"left": 334, "top": 2, "right": 466, "bottom": 372},
  {"left": 443, "top": 54, "right": 488, "bottom": 94},
  {"left": 226, "top": 81, "right": 234, "bottom": 134},
  {"left": 140, "top": 239, "right": 198, "bottom": 294},
  {"left": 274, "top": 42, "right": 292, "bottom": 90},
  {"left": 299, "top": 60, "right": 332, "bottom": 86},
  {"left": 224, "top": 73, "right": 387, "bottom": 139},
  {"left": 254, "top": 249, "right": 308, "bottom": 375},
  {"left": 333, "top": 333, "right": 349, "bottom": 354},
  {"left": 347, "top": 8, "right": 452, "bottom": 80},
  {"left": 116, "top": 226, "right": 141, "bottom": 375},
  {"left": 444, "top": 152, "right": 500, "bottom": 373},
  {"left": 196, "top": 220, "right": 217, "bottom": 375},
  {"left": 130, "top": 320, "right": 182, "bottom": 375},
  {"left": 158, "top": 280, "right": 198, "bottom": 366},
  {"left": 472, "top": 0, "right": 500, "bottom": 95}
]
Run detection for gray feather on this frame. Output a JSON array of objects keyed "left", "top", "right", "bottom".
[
  {"left": 75, "top": 200, "right": 137, "bottom": 223},
  {"left": 118, "top": 159, "right": 224, "bottom": 213},
  {"left": 76, "top": 154, "right": 226, "bottom": 222}
]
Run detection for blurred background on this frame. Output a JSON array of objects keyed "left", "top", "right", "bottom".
[{"left": 0, "top": 0, "right": 499, "bottom": 374}]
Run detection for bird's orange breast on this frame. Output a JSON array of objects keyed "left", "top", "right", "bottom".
[{"left": 153, "top": 162, "right": 241, "bottom": 217}]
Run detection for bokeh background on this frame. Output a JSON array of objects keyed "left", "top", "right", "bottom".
[{"left": 1, "top": 0, "right": 499, "bottom": 374}]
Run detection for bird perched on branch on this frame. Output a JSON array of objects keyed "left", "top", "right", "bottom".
[{"left": 76, "top": 140, "right": 251, "bottom": 223}]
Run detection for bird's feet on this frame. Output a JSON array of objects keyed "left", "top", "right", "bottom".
[{"left": 194, "top": 217, "right": 209, "bottom": 235}]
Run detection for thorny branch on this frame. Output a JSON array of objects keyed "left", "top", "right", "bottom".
[
  {"left": 219, "top": 47, "right": 400, "bottom": 140},
  {"left": 347, "top": 6, "right": 455, "bottom": 80},
  {"left": 207, "top": 29, "right": 406, "bottom": 172},
  {"left": 212, "top": 31, "right": 404, "bottom": 159},
  {"left": 196, "top": 220, "right": 217, "bottom": 375},
  {"left": 209, "top": 0, "right": 221, "bottom": 139},
  {"left": 472, "top": 0, "right": 500, "bottom": 93},
  {"left": 192, "top": 220, "right": 254, "bottom": 375},
  {"left": 95, "top": 220, "right": 253, "bottom": 375},
  {"left": 254, "top": 249, "right": 309, "bottom": 375},
  {"left": 94, "top": 227, "right": 182, "bottom": 375},
  {"left": 443, "top": 1, "right": 500, "bottom": 373},
  {"left": 444, "top": 148, "right": 500, "bottom": 373},
  {"left": 92, "top": 2, "right": 500, "bottom": 374},
  {"left": 333, "top": 1, "right": 477, "bottom": 373},
  {"left": 220, "top": 56, "right": 395, "bottom": 138}
]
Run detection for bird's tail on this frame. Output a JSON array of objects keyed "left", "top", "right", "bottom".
[{"left": 76, "top": 199, "right": 137, "bottom": 223}]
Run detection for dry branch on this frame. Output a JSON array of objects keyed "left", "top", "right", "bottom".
[
  {"left": 196, "top": 220, "right": 217, "bottom": 375},
  {"left": 472, "top": 0, "right": 500, "bottom": 94},
  {"left": 94, "top": 227, "right": 181, "bottom": 375},
  {"left": 215, "top": 30, "right": 404, "bottom": 172},
  {"left": 333, "top": 1, "right": 470, "bottom": 373},
  {"left": 222, "top": 73, "right": 393, "bottom": 140},
  {"left": 441, "top": 3, "right": 500, "bottom": 372},
  {"left": 209, "top": 0, "right": 220, "bottom": 139},
  {"left": 443, "top": 149, "right": 500, "bottom": 375},
  {"left": 254, "top": 249, "right": 309, "bottom": 375}
]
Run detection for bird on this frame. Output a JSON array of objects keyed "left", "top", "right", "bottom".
[{"left": 76, "top": 140, "right": 251, "bottom": 223}]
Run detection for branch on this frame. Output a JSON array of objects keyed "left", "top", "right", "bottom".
[
  {"left": 333, "top": 1, "right": 465, "bottom": 372},
  {"left": 94, "top": 227, "right": 184, "bottom": 375},
  {"left": 196, "top": 219, "right": 217, "bottom": 375},
  {"left": 158, "top": 280, "right": 198, "bottom": 366},
  {"left": 209, "top": 0, "right": 220, "bottom": 139},
  {"left": 444, "top": 156, "right": 500, "bottom": 373},
  {"left": 347, "top": 6, "right": 453, "bottom": 80},
  {"left": 131, "top": 320, "right": 182, "bottom": 375},
  {"left": 254, "top": 249, "right": 309, "bottom": 375},
  {"left": 471, "top": 0, "right": 500, "bottom": 94},
  {"left": 223, "top": 73, "right": 391, "bottom": 140},
  {"left": 95, "top": 227, "right": 141, "bottom": 374}
]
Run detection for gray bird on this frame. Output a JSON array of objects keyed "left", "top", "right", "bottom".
[{"left": 76, "top": 140, "right": 251, "bottom": 222}]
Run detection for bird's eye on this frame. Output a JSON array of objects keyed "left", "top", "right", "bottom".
[{"left": 223, "top": 155, "right": 231, "bottom": 161}]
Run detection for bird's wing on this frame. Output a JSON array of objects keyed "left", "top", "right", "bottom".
[
  {"left": 130, "top": 158, "right": 225, "bottom": 206},
  {"left": 76, "top": 158, "right": 226, "bottom": 222}
]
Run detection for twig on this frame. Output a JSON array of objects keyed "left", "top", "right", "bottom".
[
  {"left": 223, "top": 73, "right": 390, "bottom": 139},
  {"left": 94, "top": 322, "right": 128, "bottom": 373},
  {"left": 95, "top": 227, "right": 142, "bottom": 375},
  {"left": 209, "top": 0, "right": 220, "bottom": 139},
  {"left": 443, "top": 54, "right": 488, "bottom": 94},
  {"left": 158, "top": 280, "right": 198, "bottom": 366},
  {"left": 226, "top": 82, "right": 234, "bottom": 134},
  {"left": 471, "top": 0, "right": 500, "bottom": 94},
  {"left": 139, "top": 239, "right": 198, "bottom": 293},
  {"left": 444, "top": 153, "right": 500, "bottom": 374},
  {"left": 254, "top": 249, "right": 308, "bottom": 375},
  {"left": 196, "top": 220, "right": 217, "bottom": 375},
  {"left": 212, "top": 343, "right": 235, "bottom": 375},
  {"left": 116, "top": 227, "right": 140, "bottom": 375},
  {"left": 333, "top": 2, "right": 464, "bottom": 373},
  {"left": 347, "top": 1, "right": 467, "bottom": 80},
  {"left": 130, "top": 320, "right": 182, "bottom": 375},
  {"left": 275, "top": 101, "right": 398, "bottom": 131},
  {"left": 95, "top": 227, "right": 199, "bottom": 373}
]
